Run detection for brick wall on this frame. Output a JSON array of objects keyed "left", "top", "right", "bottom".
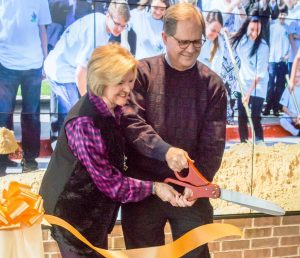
[{"left": 43, "top": 214, "right": 300, "bottom": 258}]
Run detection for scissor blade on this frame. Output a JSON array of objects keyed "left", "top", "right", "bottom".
[{"left": 220, "top": 189, "right": 285, "bottom": 216}]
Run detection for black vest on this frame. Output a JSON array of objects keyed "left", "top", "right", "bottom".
[{"left": 40, "top": 94, "right": 125, "bottom": 252}]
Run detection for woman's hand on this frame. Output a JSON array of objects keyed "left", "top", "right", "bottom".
[
  {"left": 242, "top": 92, "right": 250, "bottom": 106},
  {"left": 153, "top": 183, "right": 196, "bottom": 207}
]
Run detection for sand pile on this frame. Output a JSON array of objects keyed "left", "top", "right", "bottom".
[
  {"left": 212, "top": 143, "right": 300, "bottom": 214},
  {"left": 1, "top": 143, "right": 299, "bottom": 215},
  {"left": 0, "top": 127, "right": 19, "bottom": 154}
]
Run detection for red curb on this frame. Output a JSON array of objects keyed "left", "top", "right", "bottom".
[
  {"left": 9, "top": 124, "right": 292, "bottom": 159},
  {"left": 226, "top": 124, "right": 291, "bottom": 141}
]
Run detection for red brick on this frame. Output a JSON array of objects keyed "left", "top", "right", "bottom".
[
  {"left": 272, "top": 246, "right": 298, "bottom": 257},
  {"left": 42, "top": 229, "right": 49, "bottom": 241},
  {"left": 273, "top": 226, "right": 299, "bottom": 236},
  {"left": 222, "top": 240, "right": 250, "bottom": 251},
  {"left": 254, "top": 217, "right": 281, "bottom": 227},
  {"left": 209, "top": 241, "right": 221, "bottom": 252},
  {"left": 43, "top": 241, "right": 60, "bottom": 253},
  {"left": 49, "top": 254, "right": 62, "bottom": 258},
  {"left": 281, "top": 236, "right": 300, "bottom": 246},
  {"left": 213, "top": 251, "right": 242, "bottom": 258},
  {"left": 165, "top": 232, "right": 173, "bottom": 244},
  {"left": 282, "top": 215, "right": 300, "bottom": 225},
  {"left": 251, "top": 238, "right": 279, "bottom": 248},
  {"left": 244, "top": 227, "right": 272, "bottom": 238},
  {"left": 111, "top": 236, "right": 125, "bottom": 250},
  {"left": 164, "top": 222, "right": 171, "bottom": 233},
  {"left": 223, "top": 218, "right": 253, "bottom": 228},
  {"left": 218, "top": 235, "right": 242, "bottom": 241},
  {"left": 244, "top": 248, "right": 271, "bottom": 258},
  {"left": 108, "top": 236, "right": 112, "bottom": 249},
  {"left": 110, "top": 225, "right": 123, "bottom": 236}
]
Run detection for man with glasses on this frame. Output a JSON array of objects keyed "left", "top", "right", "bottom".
[
  {"left": 44, "top": 0, "right": 129, "bottom": 142},
  {"left": 121, "top": 3, "right": 227, "bottom": 258}
]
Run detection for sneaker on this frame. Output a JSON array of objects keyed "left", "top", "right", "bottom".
[
  {"left": 262, "top": 109, "right": 270, "bottom": 116},
  {"left": 0, "top": 155, "right": 18, "bottom": 168},
  {"left": 21, "top": 158, "right": 38, "bottom": 172},
  {"left": 273, "top": 110, "right": 280, "bottom": 117}
]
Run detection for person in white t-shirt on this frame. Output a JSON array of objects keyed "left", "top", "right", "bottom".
[
  {"left": 198, "top": 10, "right": 224, "bottom": 76},
  {"left": 231, "top": 12, "right": 270, "bottom": 143},
  {"left": 263, "top": 6, "right": 290, "bottom": 116},
  {"left": 44, "top": 0, "right": 130, "bottom": 141},
  {"left": 279, "top": 48, "right": 300, "bottom": 136},
  {"left": 121, "top": 0, "right": 169, "bottom": 59},
  {"left": 0, "top": 0, "right": 51, "bottom": 172},
  {"left": 283, "top": 0, "right": 300, "bottom": 74}
]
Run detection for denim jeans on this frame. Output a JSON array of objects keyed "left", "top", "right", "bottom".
[
  {"left": 48, "top": 78, "right": 80, "bottom": 138},
  {"left": 0, "top": 62, "right": 42, "bottom": 160},
  {"left": 265, "top": 62, "right": 287, "bottom": 112},
  {"left": 237, "top": 93, "right": 265, "bottom": 142}
]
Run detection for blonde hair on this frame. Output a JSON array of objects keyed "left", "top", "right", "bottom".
[
  {"left": 108, "top": 0, "right": 130, "bottom": 22},
  {"left": 87, "top": 43, "right": 138, "bottom": 96},
  {"left": 163, "top": 3, "right": 205, "bottom": 37}
]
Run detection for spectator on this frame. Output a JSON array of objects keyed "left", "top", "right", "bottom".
[
  {"left": 198, "top": 10, "right": 224, "bottom": 75},
  {"left": 246, "top": 0, "right": 272, "bottom": 45},
  {"left": 207, "top": 1, "right": 247, "bottom": 125},
  {"left": 0, "top": 0, "right": 51, "bottom": 171},
  {"left": 121, "top": 3, "right": 227, "bottom": 258},
  {"left": 263, "top": 5, "right": 289, "bottom": 116},
  {"left": 44, "top": 0, "right": 130, "bottom": 141},
  {"left": 231, "top": 12, "right": 269, "bottom": 143},
  {"left": 279, "top": 49, "right": 300, "bottom": 135},
  {"left": 283, "top": 0, "right": 300, "bottom": 74},
  {"left": 122, "top": 0, "right": 170, "bottom": 59}
]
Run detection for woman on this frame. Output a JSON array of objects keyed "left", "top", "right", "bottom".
[
  {"left": 122, "top": 0, "right": 170, "bottom": 59},
  {"left": 40, "top": 44, "right": 182, "bottom": 258},
  {"left": 198, "top": 10, "right": 224, "bottom": 76},
  {"left": 231, "top": 13, "right": 269, "bottom": 143}
]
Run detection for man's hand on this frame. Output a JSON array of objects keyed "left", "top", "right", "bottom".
[{"left": 165, "top": 147, "right": 190, "bottom": 172}]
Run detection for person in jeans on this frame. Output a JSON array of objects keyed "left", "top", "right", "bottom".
[
  {"left": 231, "top": 12, "right": 269, "bottom": 143},
  {"left": 44, "top": 0, "right": 130, "bottom": 142},
  {"left": 0, "top": 0, "right": 51, "bottom": 171},
  {"left": 263, "top": 6, "right": 289, "bottom": 116}
]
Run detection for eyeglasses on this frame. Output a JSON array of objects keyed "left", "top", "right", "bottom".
[
  {"left": 171, "top": 35, "right": 206, "bottom": 49},
  {"left": 109, "top": 13, "right": 128, "bottom": 30}
]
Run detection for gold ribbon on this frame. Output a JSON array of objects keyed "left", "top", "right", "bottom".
[{"left": 1, "top": 182, "right": 242, "bottom": 258}]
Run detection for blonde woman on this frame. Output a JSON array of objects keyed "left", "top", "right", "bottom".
[{"left": 40, "top": 44, "right": 182, "bottom": 258}]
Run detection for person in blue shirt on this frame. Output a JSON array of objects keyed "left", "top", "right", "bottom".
[
  {"left": 263, "top": 6, "right": 289, "bottom": 116},
  {"left": 231, "top": 11, "right": 269, "bottom": 143}
]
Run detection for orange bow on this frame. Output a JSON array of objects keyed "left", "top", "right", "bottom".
[{"left": 0, "top": 182, "right": 44, "bottom": 229}]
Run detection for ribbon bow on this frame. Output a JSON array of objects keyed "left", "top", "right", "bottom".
[
  {"left": 0, "top": 182, "right": 242, "bottom": 258},
  {"left": 0, "top": 182, "right": 44, "bottom": 229}
]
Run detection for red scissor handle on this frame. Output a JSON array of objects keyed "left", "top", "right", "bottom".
[{"left": 164, "top": 159, "right": 221, "bottom": 200}]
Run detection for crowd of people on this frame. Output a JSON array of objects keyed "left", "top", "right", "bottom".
[
  {"left": 0, "top": 0, "right": 300, "bottom": 257},
  {"left": 0, "top": 0, "right": 299, "bottom": 171}
]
